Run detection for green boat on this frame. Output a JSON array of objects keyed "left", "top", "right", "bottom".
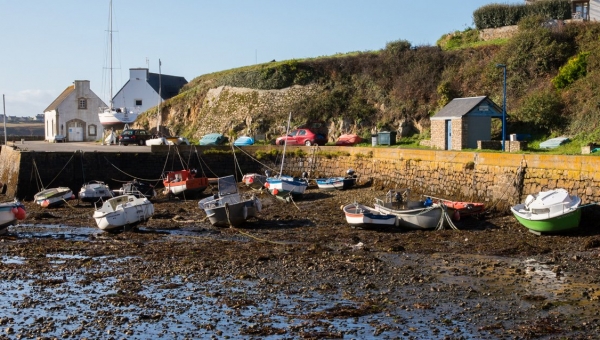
[{"left": 511, "top": 188, "right": 582, "bottom": 234}]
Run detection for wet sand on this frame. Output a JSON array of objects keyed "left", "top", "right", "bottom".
[{"left": 2, "top": 183, "right": 600, "bottom": 339}]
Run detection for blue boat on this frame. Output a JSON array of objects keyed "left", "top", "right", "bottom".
[
  {"left": 233, "top": 136, "right": 254, "bottom": 146},
  {"left": 199, "top": 133, "right": 226, "bottom": 146},
  {"left": 265, "top": 174, "right": 308, "bottom": 202}
]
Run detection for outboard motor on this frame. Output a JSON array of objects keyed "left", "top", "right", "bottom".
[
  {"left": 302, "top": 171, "right": 308, "bottom": 179},
  {"left": 346, "top": 169, "right": 355, "bottom": 177},
  {"left": 265, "top": 170, "right": 272, "bottom": 177},
  {"left": 394, "top": 191, "right": 403, "bottom": 203}
]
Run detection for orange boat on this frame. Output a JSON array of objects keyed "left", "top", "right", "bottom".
[
  {"left": 163, "top": 169, "right": 208, "bottom": 196},
  {"left": 430, "top": 197, "right": 485, "bottom": 221}
]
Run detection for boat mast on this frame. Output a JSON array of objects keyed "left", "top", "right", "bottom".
[
  {"left": 109, "top": 0, "right": 113, "bottom": 111},
  {"left": 279, "top": 112, "right": 292, "bottom": 177},
  {"left": 156, "top": 59, "right": 162, "bottom": 135}
]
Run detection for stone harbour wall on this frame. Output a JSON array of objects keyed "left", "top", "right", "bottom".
[{"left": 2, "top": 145, "right": 600, "bottom": 212}]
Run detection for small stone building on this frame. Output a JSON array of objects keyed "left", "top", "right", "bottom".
[{"left": 430, "top": 96, "right": 502, "bottom": 150}]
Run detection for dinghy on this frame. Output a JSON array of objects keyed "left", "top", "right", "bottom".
[
  {"left": 242, "top": 173, "right": 267, "bottom": 190},
  {"left": 342, "top": 202, "right": 396, "bottom": 229},
  {"left": 373, "top": 190, "right": 444, "bottom": 230},
  {"left": 0, "top": 200, "right": 26, "bottom": 235},
  {"left": 511, "top": 188, "right": 581, "bottom": 234},
  {"left": 34, "top": 187, "right": 75, "bottom": 208},
  {"left": 163, "top": 169, "right": 208, "bottom": 196},
  {"left": 316, "top": 169, "right": 357, "bottom": 191},
  {"left": 198, "top": 175, "right": 261, "bottom": 227}
]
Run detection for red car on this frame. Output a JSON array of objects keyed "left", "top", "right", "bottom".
[{"left": 276, "top": 129, "right": 327, "bottom": 146}]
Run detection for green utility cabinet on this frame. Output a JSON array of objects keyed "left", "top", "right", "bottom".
[{"left": 377, "top": 131, "right": 397, "bottom": 145}]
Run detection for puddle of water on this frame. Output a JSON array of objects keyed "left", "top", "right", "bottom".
[{"left": 1, "top": 256, "right": 25, "bottom": 264}]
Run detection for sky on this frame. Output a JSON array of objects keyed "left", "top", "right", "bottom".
[{"left": 0, "top": 0, "right": 523, "bottom": 117}]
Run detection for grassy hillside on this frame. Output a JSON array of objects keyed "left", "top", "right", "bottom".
[{"left": 139, "top": 18, "right": 600, "bottom": 148}]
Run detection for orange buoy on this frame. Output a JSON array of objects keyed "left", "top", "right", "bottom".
[
  {"left": 272, "top": 188, "right": 279, "bottom": 195},
  {"left": 248, "top": 177, "right": 254, "bottom": 183},
  {"left": 264, "top": 182, "right": 270, "bottom": 189},
  {"left": 41, "top": 200, "right": 50, "bottom": 208}
]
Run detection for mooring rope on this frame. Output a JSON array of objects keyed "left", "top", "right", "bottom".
[
  {"left": 233, "top": 145, "right": 279, "bottom": 173},
  {"left": 103, "top": 156, "right": 163, "bottom": 182}
]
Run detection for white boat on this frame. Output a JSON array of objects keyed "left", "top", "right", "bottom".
[
  {"left": 146, "top": 136, "right": 168, "bottom": 146},
  {"left": 265, "top": 112, "right": 308, "bottom": 202},
  {"left": 93, "top": 194, "right": 154, "bottom": 232},
  {"left": 98, "top": 0, "right": 139, "bottom": 131},
  {"left": 342, "top": 202, "right": 396, "bottom": 229},
  {"left": 0, "top": 200, "right": 26, "bottom": 235},
  {"left": 316, "top": 170, "right": 357, "bottom": 191},
  {"left": 34, "top": 187, "right": 75, "bottom": 208},
  {"left": 373, "top": 190, "right": 444, "bottom": 230},
  {"left": 511, "top": 188, "right": 582, "bottom": 234},
  {"left": 113, "top": 180, "right": 156, "bottom": 200},
  {"left": 198, "top": 175, "right": 262, "bottom": 227},
  {"left": 242, "top": 173, "right": 267, "bottom": 190},
  {"left": 78, "top": 180, "right": 113, "bottom": 204}
]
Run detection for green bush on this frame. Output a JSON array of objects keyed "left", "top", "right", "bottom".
[
  {"left": 552, "top": 52, "right": 589, "bottom": 89},
  {"left": 474, "top": 0, "right": 571, "bottom": 29},
  {"left": 515, "top": 87, "right": 565, "bottom": 133}
]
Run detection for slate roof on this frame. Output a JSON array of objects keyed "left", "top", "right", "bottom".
[
  {"left": 44, "top": 85, "right": 75, "bottom": 112},
  {"left": 147, "top": 73, "right": 188, "bottom": 100},
  {"left": 431, "top": 96, "right": 502, "bottom": 120}
]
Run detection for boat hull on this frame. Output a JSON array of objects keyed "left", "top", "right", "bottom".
[
  {"left": 79, "top": 182, "right": 113, "bottom": 203},
  {"left": 203, "top": 195, "right": 261, "bottom": 227},
  {"left": 163, "top": 170, "right": 208, "bottom": 196},
  {"left": 266, "top": 176, "right": 307, "bottom": 201},
  {"left": 99, "top": 110, "right": 139, "bottom": 130},
  {"left": 374, "top": 202, "right": 443, "bottom": 230},
  {"left": 511, "top": 205, "right": 581, "bottom": 233},
  {"left": 0, "top": 201, "right": 26, "bottom": 235},
  {"left": 316, "top": 177, "right": 356, "bottom": 191},
  {"left": 34, "top": 187, "right": 74, "bottom": 208},
  {"left": 511, "top": 189, "right": 582, "bottom": 233},
  {"left": 93, "top": 195, "right": 154, "bottom": 232},
  {"left": 343, "top": 203, "right": 396, "bottom": 228}
]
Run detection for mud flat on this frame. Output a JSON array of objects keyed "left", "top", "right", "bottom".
[{"left": 1, "top": 183, "right": 600, "bottom": 339}]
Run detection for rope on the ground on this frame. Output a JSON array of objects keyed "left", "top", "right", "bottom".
[{"left": 229, "top": 226, "right": 295, "bottom": 245}]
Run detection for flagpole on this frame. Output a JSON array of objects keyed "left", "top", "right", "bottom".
[{"left": 2, "top": 94, "right": 6, "bottom": 146}]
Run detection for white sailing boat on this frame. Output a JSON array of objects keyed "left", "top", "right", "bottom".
[{"left": 98, "top": 0, "right": 139, "bottom": 131}]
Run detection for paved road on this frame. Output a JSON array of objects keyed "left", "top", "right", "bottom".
[{"left": 7, "top": 140, "right": 152, "bottom": 153}]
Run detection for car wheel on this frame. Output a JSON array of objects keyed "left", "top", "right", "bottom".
[
  {"left": 139, "top": 140, "right": 145, "bottom": 146},
  {"left": 305, "top": 140, "right": 312, "bottom": 146},
  {"left": 279, "top": 140, "right": 285, "bottom": 146},
  {"left": 123, "top": 143, "right": 128, "bottom": 146}
]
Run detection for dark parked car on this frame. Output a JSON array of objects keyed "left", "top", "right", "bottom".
[
  {"left": 118, "top": 129, "right": 152, "bottom": 146},
  {"left": 275, "top": 128, "right": 327, "bottom": 146}
]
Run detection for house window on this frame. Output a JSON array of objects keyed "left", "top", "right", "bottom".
[
  {"left": 78, "top": 98, "right": 87, "bottom": 109},
  {"left": 88, "top": 124, "right": 97, "bottom": 136},
  {"left": 135, "top": 99, "right": 142, "bottom": 106},
  {"left": 573, "top": 1, "right": 589, "bottom": 20}
]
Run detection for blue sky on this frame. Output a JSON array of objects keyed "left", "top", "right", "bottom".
[{"left": 0, "top": 0, "right": 522, "bottom": 117}]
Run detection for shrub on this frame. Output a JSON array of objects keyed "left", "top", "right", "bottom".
[
  {"left": 552, "top": 52, "right": 589, "bottom": 89},
  {"left": 515, "top": 87, "right": 565, "bottom": 133},
  {"left": 474, "top": 0, "right": 571, "bottom": 29}
]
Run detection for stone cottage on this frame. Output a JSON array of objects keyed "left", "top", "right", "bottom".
[{"left": 430, "top": 96, "right": 503, "bottom": 150}]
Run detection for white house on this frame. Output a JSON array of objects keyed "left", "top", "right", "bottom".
[
  {"left": 525, "top": 0, "right": 600, "bottom": 21},
  {"left": 112, "top": 68, "right": 188, "bottom": 114},
  {"left": 44, "top": 80, "right": 106, "bottom": 142}
]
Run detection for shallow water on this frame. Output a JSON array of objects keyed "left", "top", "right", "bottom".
[{"left": 1, "top": 223, "right": 598, "bottom": 339}]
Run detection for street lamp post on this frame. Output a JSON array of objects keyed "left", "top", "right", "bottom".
[{"left": 496, "top": 64, "right": 507, "bottom": 152}]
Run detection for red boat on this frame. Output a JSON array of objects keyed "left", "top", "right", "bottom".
[
  {"left": 430, "top": 197, "right": 485, "bottom": 221},
  {"left": 335, "top": 134, "right": 362, "bottom": 146},
  {"left": 163, "top": 169, "right": 209, "bottom": 196}
]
